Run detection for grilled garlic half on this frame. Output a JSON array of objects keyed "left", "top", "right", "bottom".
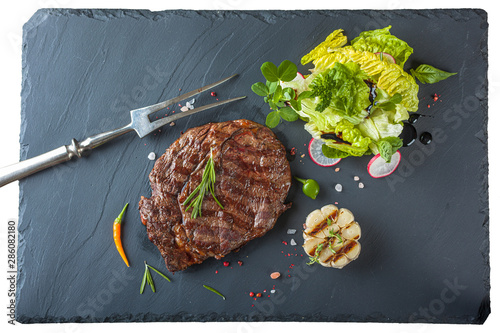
[{"left": 303, "top": 204, "right": 361, "bottom": 269}]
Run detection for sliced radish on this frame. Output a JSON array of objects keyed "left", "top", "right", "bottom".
[
  {"left": 374, "top": 52, "right": 396, "bottom": 64},
  {"left": 296, "top": 72, "right": 305, "bottom": 80},
  {"left": 367, "top": 151, "right": 401, "bottom": 178},
  {"left": 308, "top": 138, "right": 341, "bottom": 167}
]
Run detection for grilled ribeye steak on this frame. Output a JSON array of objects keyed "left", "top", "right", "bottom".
[{"left": 139, "top": 119, "right": 292, "bottom": 272}]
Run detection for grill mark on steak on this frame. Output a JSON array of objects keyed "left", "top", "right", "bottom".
[{"left": 139, "top": 119, "right": 291, "bottom": 272}]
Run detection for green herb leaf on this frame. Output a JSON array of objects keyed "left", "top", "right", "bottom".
[
  {"left": 309, "top": 62, "right": 370, "bottom": 115},
  {"left": 251, "top": 82, "right": 269, "bottom": 97},
  {"left": 203, "top": 284, "right": 226, "bottom": 300},
  {"left": 266, "top": 111, "right": 280, "bottom": 128},
  {"left": 146, "top": 266, "right": 155, "bottom": 293},
  {"left": 322, "top": 144, "right": 351, "bottom": 159},
  {"left": 376, "top": 101, "right": 396, "bottom": 111},
  {"left": 267, "top": 80, "right": 278, "bottom": 94},
  {"left": 261, "top": 62, "right": 280, "bottom": 82},
  {"left": 140, "top": 264, "right": 148, "bottom": 294},
  {"left": 307, "top": 242, "right": 325, "bottom": 265},
  {"left": 183, "top": 149, "right": 223, "bottom": 219},
  {"left": 410, "top": 64, "right": 457, "bottom": 84},
  {"left": 298, "top": 90, "right": 314, "bottom": 101},
  {"left": 279, "top": 107, "right": 299, "bottom": 122},
  {"left": 326, "top": 217, "right": 333, "bottom": 226},
  {"left": 147, "top": 264, "right": 172, "bottom": 282},
  {"left": 282, "top": 87, "right": 295, "bottom": 101},
  {"left": 277, "top": 60, "right": 298, "bottom": 82},
  {"left": 289, "top": 99, "right": 301, "bottom": 111},
  {"left": 327, "top": 229, "right": 343, "bottom": 254},
  {"left": 376, "top": 136, "right": 403, "bottom": 163},
  {"left": 252, "top": 60, "right": 301, "bottom": 128},
  {"left": 377, "top": 140, "right": 393, "bottom": 162},
  {"left": 390, "top": 93, "right": 402, "bottom": 104},
  {"left": 272, "top": 85, "right": 283, "bottom": 104}
]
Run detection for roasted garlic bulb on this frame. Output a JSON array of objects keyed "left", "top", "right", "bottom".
[{"left": 303, "top": 204, "right": 361, "bottom": 268}]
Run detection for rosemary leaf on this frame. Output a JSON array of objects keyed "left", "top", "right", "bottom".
[
  {"left": 145, "top": 265, "right": 155, "bottom": 293},
  {"left": 203, "top": 284, "right": 226, "bottom": 300},
  {"left": 140, "top": 264, "right": 148, "bottom": 294},
  {"left": 147, "top": 264, "right": 172, "bottom": 282}
]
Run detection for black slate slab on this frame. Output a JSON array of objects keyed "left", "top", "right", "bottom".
[{"left": 16, "top": 8, "right": 489, "bottom": 323}]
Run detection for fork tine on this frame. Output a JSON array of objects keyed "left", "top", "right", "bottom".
[
  {"left": 131, "top": 74, "right": 239, "bottom": 117},
  {"left": 144, "top": 96, "right": 246, "bottom": 136}
]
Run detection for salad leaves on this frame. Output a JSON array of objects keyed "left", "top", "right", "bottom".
[
  {"left": 350, "top": 26, "right": 413, "bottom": 67},
  {"left": 252, "top": 26, "right": 456, "bottom": 163}
]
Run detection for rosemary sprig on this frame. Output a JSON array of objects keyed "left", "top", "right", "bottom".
[
  {"left": 203, "top": 284, "right": 226, "bottom": 300},
  {"left": 183, "top": 148, "right": 224, "bottom": 219},
  {"left": 148, "top": 264, "right": 171, "bottom": 282},
  {"left": 140, "top": 261, "right": 172, "bottom": 294}
]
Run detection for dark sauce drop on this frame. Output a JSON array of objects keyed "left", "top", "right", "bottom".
[
  {"left": 408, "top": 113, "right": 422, "bottom": 124},
  {"left": 419, "top": 132, "right": 433, "bottom": 145},
  {"left": 321, "top": 133, "right": 351, "bottom": 145},
  {"left": 399, "top": 123, "right": 417, "bottom": 147},
  {"left": 364, "top": 80, "right": 377, "bottom": 116}
]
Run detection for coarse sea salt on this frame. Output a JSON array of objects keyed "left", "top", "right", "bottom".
[
  {"left": 148, "top": 152, "right": 156, "bottom": 160},
  {"left": 287, "top": 229, "right": 297, "bottom": 235},
  {"left": 354, "top": 176, "right": 360, "bottom": 181},
  {"left": 335, "top": 184, "right": 343, "bottom": 192},
  {"left": 358, "top": 182, "right": 365, "bottom": 189},
  {"left": 290, "top": 238, "right": 297, "bottom": 246}
]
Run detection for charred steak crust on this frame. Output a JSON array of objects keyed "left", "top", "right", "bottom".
[{"left": 139, "top": 119, "right": 292, "bottom": 272}]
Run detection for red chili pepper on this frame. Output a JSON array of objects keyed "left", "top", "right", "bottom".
[
  {"left": 256, "top": 293, "right": 262, "bottom": 298},
  {"left": 223, "top": 261, "right": 230, "bottom": 267},
  {"left": 237, "top": 260, "right": 243, "bottom": 266},
  {"left": 211, "top": 91, "right": 217, "bottom": 97},
  {"left": 249, "top": 292, "right": 254, "bottom": 297}
]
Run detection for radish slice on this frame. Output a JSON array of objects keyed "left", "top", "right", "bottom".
[
  {"left": 290, "top": 72, "right": 305, "bottom": 81},
  {"left": 308, "top": 138, "right": 341, "bottom": 167},
  {"left": 367, "top": 151, "right": 401, "bottom": 178},
  {"left": 374, "top": 52, "right": 396, "bottom": 64}
]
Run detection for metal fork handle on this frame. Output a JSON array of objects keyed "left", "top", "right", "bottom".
[{"left": 0, "top": 124, "right": 133, "bottom": 187}]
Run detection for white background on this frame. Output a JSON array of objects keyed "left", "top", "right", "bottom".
[{"left": 0, "top": 0, "right": 498, "bottom": 332}]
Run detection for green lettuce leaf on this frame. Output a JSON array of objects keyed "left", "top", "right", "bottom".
[
  {"left": 350, "top": 26, "right": 413, "bottom": 67},
  {"left": 301, "top": 29, "right": 347, "bottom": 65},
  {"left": 357, "top": 107, "right": 404, "bottom": 146},
  {"left": 306, "top": 119, "right": 371, "bottom": 157},
  {"left": 309, "top": 47, "right": 419, "bottom": 111}
]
